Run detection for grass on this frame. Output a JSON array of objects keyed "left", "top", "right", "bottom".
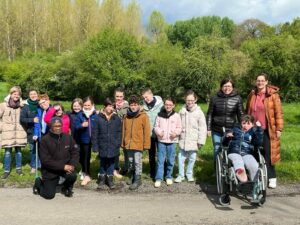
[{"left": 0, "top": 82, "right": 299, "bottom": 186}]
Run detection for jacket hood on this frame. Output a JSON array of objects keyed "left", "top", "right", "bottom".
[
  {"left": 217, "top": 89, "right": 238, "bottom": 98},
  {"left": 252, "top": 85, "right": 280, "bottom": 97}
]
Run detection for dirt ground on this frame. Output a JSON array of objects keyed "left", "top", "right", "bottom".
[{"left": 0, "top": 181, "right": 300, "bottom": 225}]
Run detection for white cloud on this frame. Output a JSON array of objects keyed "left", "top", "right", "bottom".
[{"left": 126, "top": 0, "right": 300, "bottom": 25}]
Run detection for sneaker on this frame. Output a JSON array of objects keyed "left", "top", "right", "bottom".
[
  {"left": 1, "top": 172, "right": 10, "bottom": 179},
  {"left": 154, "top": 180, "right": 161, "bottom": 188},
  {"left": 187, "top": 177, "right": 195, "bottom": 182},
  {"left": 16, "top": 169, "right": 23, "bottom": 176},
  {"left": 113, "top": 170, "right": 123, "bottom": 179},
  {"left": 268, "top": 178, "right": 277, "bottom": 189},
  {"left": 30, "top": 168, "right": 36, "bottom": 174},
  {"left": 236, "top": 169, "right": 247, "bottom": 183},
  {"left": 174, "top": 176, "right": 185, "bottom": 183},
  {"left": 81, "top": 175, "right": 91, "bottom": 186},
  {"left": 166, "top": 179, "right": 173, "bottom": 185}
]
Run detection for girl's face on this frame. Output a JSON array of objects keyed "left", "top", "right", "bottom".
[
  {"left": 185, "top": 94, "right": 196, "bottom": 109},
  {"left": 83, "top": 100, "right": 93, "bottom": 111},
  {"left": 164, "top": 100, "right": 175, "bottom": 113},
  {"left": 29, "top": 91, "right": 38, "bottom": 101},
  {"left": 72, "top": 102, "right": 82, "bottom": 113},
  {"left": 104, "top": 105, "right": 114, "bottom": 115},
  {"left": 11, "top": 91, "right": 20, "bottom": 102},
  {"left": 221, "top": 82, "right": 233, "bottom": 95},
  {"left": 256, "top": 75, "right": 268, "bottom": 91},
  {"left": 55, "top": 106, "right": 63, "bottom": 117}
]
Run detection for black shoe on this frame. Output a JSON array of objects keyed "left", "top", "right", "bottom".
[
  {"left": 16, "top": 169, "right": 23, "bottom": 176},
  {"left": 33, "top": 177, "right": 41, "bottom": 195},
  {"left": 97, "top": 174, "right": 106, "bottom": 189},
  {"left": 126, "top": 171, "right": 134, "bottom": 185},
  {"left": 106, "top": 175, "right": 116, "bottom": 190},
  {"left": 120, "top": 168, "right": 128, "bottom": 176},
  {"left": 129, "top": 175, "right": 142, "bottom": 190},
  {"left": 61, "top": 187, "right": 73, "bottom": 197},
  {"left": 2, "top": 172, "right": 10, "bottom": 179}
]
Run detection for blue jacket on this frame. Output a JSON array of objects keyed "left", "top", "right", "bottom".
[
  {"left": 20, "top": 104, "right": 37, "bottom": 144},
  {"left": 67, "top": 111, "right": 81, "bottom": 144},
  {"left": 92, "top": 113, "right": 122, "bottom": 158},
  {"left": 224, "top": 126, "right": 263, "bottom": 156},
  {"left": 33, "top": 107, "right": 51, "bottom": 141},
  {"left": 75, "top": 111, "right": 98, "bottom": 144}
]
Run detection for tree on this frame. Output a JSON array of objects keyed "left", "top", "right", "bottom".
[{"left": 147, "top": 10, "right": 168, "bottom": 43}]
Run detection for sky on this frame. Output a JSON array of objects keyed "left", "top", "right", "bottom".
[{"left": 124, "top": 0, "right": 300, "bottom": 25}]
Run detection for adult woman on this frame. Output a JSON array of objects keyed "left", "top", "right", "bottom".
[
  {"left": 20, "top": 88, "right": 40, "bottom": 173},
  {"left": 246, "top": 73, "right": 283, "bottom": 189},
  {"left": 0, "top": 86, "right": 27, "bottom": 178},
  {"left": 207, "top": 78, "right": 244, "bottom": 162}
]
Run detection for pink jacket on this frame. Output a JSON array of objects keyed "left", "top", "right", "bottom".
[
  {"left": 44, "top": 107, "right": 70, "bottom": 134},
  {"left": 154, "top": 112, "right": 182, "bottom": 143}
]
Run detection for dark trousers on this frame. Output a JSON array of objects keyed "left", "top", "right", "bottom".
[
  {"left": 80, "top": 143, "right": 91, "bottom": 175},
  {"left": 149, "top": 137, "right": 157, "bottom": 178},
  {"left": 114, "top": 155, "right": 120, "bottom": 171},
  {"left": 263, "top": 130, "right": 276, "bottom": 179},
  {"left": 38, "top": 172, "right": 77, "bottom": 200},
  {"left": 100, "top": 157, "right": 115, "bottom": 176}
]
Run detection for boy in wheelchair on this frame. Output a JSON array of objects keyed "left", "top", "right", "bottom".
[{"left": 223, "top": 114, "right": 263, "bottom": 184}]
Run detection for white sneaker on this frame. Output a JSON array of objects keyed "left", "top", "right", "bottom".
[
  {"left": 174, "top": 176, "right": 185, "bottom": 183},
  {"left": 187, "top": 177, "right": 195, "bottom": 182},
  {"left": 154, "top": 180, "right": 161, "bottom": 188},
  {"left": 268, "top": 178, "right": 277, "bottom": 189},
  {"left": 166, "top": 179, "right": 173, "bottom": 185},
  {"left": 80, "top": 172, "right": 85, "bottom": 181}
]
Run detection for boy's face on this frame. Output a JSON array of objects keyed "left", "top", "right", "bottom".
[
  {"left": 39, "top": 99, "right": 50, "bottom": 110},
  {"left": 241, "top": 121, "right": 253, "bottom": 131},
  {"left": 142, "top": 91, "right": 154, "bottom": 104},
  {"left": 129, "top": 103, "right": 139, "bottom": 112}
]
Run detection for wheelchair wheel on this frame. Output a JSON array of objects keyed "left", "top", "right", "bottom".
[{"left": 219, "top": 194, "right": 231, "bottom": 206}]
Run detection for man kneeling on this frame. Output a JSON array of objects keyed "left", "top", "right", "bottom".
[{"left": 33, "top": 117, "right": 79, "bottom": 199}]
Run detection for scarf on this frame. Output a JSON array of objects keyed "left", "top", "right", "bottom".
[
  {"left": 83, "top": 106, "right": 95, "bottom": 118},
  {"left": 146, "top": 97, "right": 156, "bottom": 110},
  {"left": 8, "top": 97, "right": 20, "bottom": 109},
  {"left": 27, "top": 99, "right": 39, "bottom": 113},
  {"left": 127, "top": 108, "right": 139, "bottom": 118},
  {"left": 115, "top": 100, "right": 125, "bottom": 110},
  {"left": 158, "top": 108, "right": 175, "bottom": 119}
]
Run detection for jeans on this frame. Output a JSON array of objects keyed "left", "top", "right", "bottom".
[
  {"left": 177, "top": 149, "right": 197, "bottom": 179},
  {"left": 100, "top": 157, "right": 115, "bottom": 176},
  {"left": 212, "top": 131, "right": 222, "bottom": 161},
  {"left": 29, "top": 142, "right": 41, "bottom": 169},
  {"left": 155, "top": 142, "right": 176, "bottom": 181},
  {"left": 4, "top": 147, "right": 22, "bottom": 172},
  {"left": 127, "top": 150, "right": 143, "bottom": 176}
]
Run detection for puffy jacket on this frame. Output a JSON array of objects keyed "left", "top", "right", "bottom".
[
  {"left": 92, "top": 113, "right": 122, "bottom": 158},
  {"left": 143, "top": 95, "right": 163, "bottom": 137},
  {"left": 207, "top": 90, "right": 244, "bottom": 134},
  {"left": 20, "top": 101, "right": 37, "bottom": 144},
  {"left": 246, "top": 85, "right": 284, "bottom": 165},
  {"left": 224, "top": 126, "right": 263, "bottom": 156},
  {"left": 39, "top": 131, "right": 79, "bottom": 179},
  {"left": 154, "top": 110, "right": 182, "bottom": 143},
  {"left": 179, "top": 104, "right": 207, "bottom": 151},
  {"left": 122, "top": 110, "right": 151, "bottom": 151},
  {"left": 44, "top": 107, "right": 70, "bottom": 134},
  {"left": 0, "top": 95, "right": 27, "bottom": 148},
  {"left": 75, "top": 111, "right": 98, "bottom": 144}
]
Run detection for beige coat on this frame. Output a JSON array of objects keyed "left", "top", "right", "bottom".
[{"left": 0, "top": 95, "right": 27, "bottom": 148}]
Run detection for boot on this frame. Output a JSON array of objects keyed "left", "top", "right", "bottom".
[
  {"left": 106, "top": 175, "right": 116, "bottom": 190},
  {"left": 126, "top": 170, "right": 134, "bottom": 185},
  {"left": 97, "top": 174, "right": 106, "bottom": 189},
  {"left": 129, "top": 175, "right": 142, "bottom": 190}
]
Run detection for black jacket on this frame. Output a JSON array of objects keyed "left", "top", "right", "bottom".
[
  {"left": 20, "top": 104, "right": 37, "bottom": 143},
  {"left": 39, "top": 131, "right": 79, "bottom": 179},
  {"left": 207, "top": 90, "right": 244, "bottom": 134},
  {"left": 92, "top": 113, "right": 122, "bottom": 158}
]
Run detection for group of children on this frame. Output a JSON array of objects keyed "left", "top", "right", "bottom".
[{"left": 1, "top": 85, "right": 264, "bottom": 194}]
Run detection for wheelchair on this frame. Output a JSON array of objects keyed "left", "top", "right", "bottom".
[{"left": 215, "top": 137, "right": 268, "bottom": 206}]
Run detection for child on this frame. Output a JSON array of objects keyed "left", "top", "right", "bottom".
[
  {"left": 122, "top": 95, "right": 151, "bottom": 190},
  {"left": 224, "top": 114, "right": 263, "bottom": 182},
  {"left": 92, "top": 98, "right": 122, "bottom": 189},
  {"left": 75, "top": 96, "right": 98, "bottom": 186},
  {"left": 154, "top": 97, "right": 182, "bottom": 187},
  {"left": 67, "top": 98, "right": 83, "bottom": 143},
  {"left": 44, "top": 103, "right": 70, "bottom": 134},
  {"left": 175, "top": 90, "right": 207, "bottom": 183}
]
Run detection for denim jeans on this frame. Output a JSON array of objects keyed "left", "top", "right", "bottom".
[
  {"left": 212, "top": 131, "right": 222, "bottom": 161},
  {"left": 99, "top": 157, "right": 115, "bottom": 176},
  {"left": 177, "top": 149, "right": 197, "bottom": 179},
  {"left": 127, "top": 150, "right": 143, "bottom": 176},
  {"left": 29, "top": 143, "right": 41, "bottom": 169},
  {"left": 4, "top": 147, "right": 22, "bottom": 172},
  {"left": 155, "top": 142, "right": 176, "bottom": 181}
]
